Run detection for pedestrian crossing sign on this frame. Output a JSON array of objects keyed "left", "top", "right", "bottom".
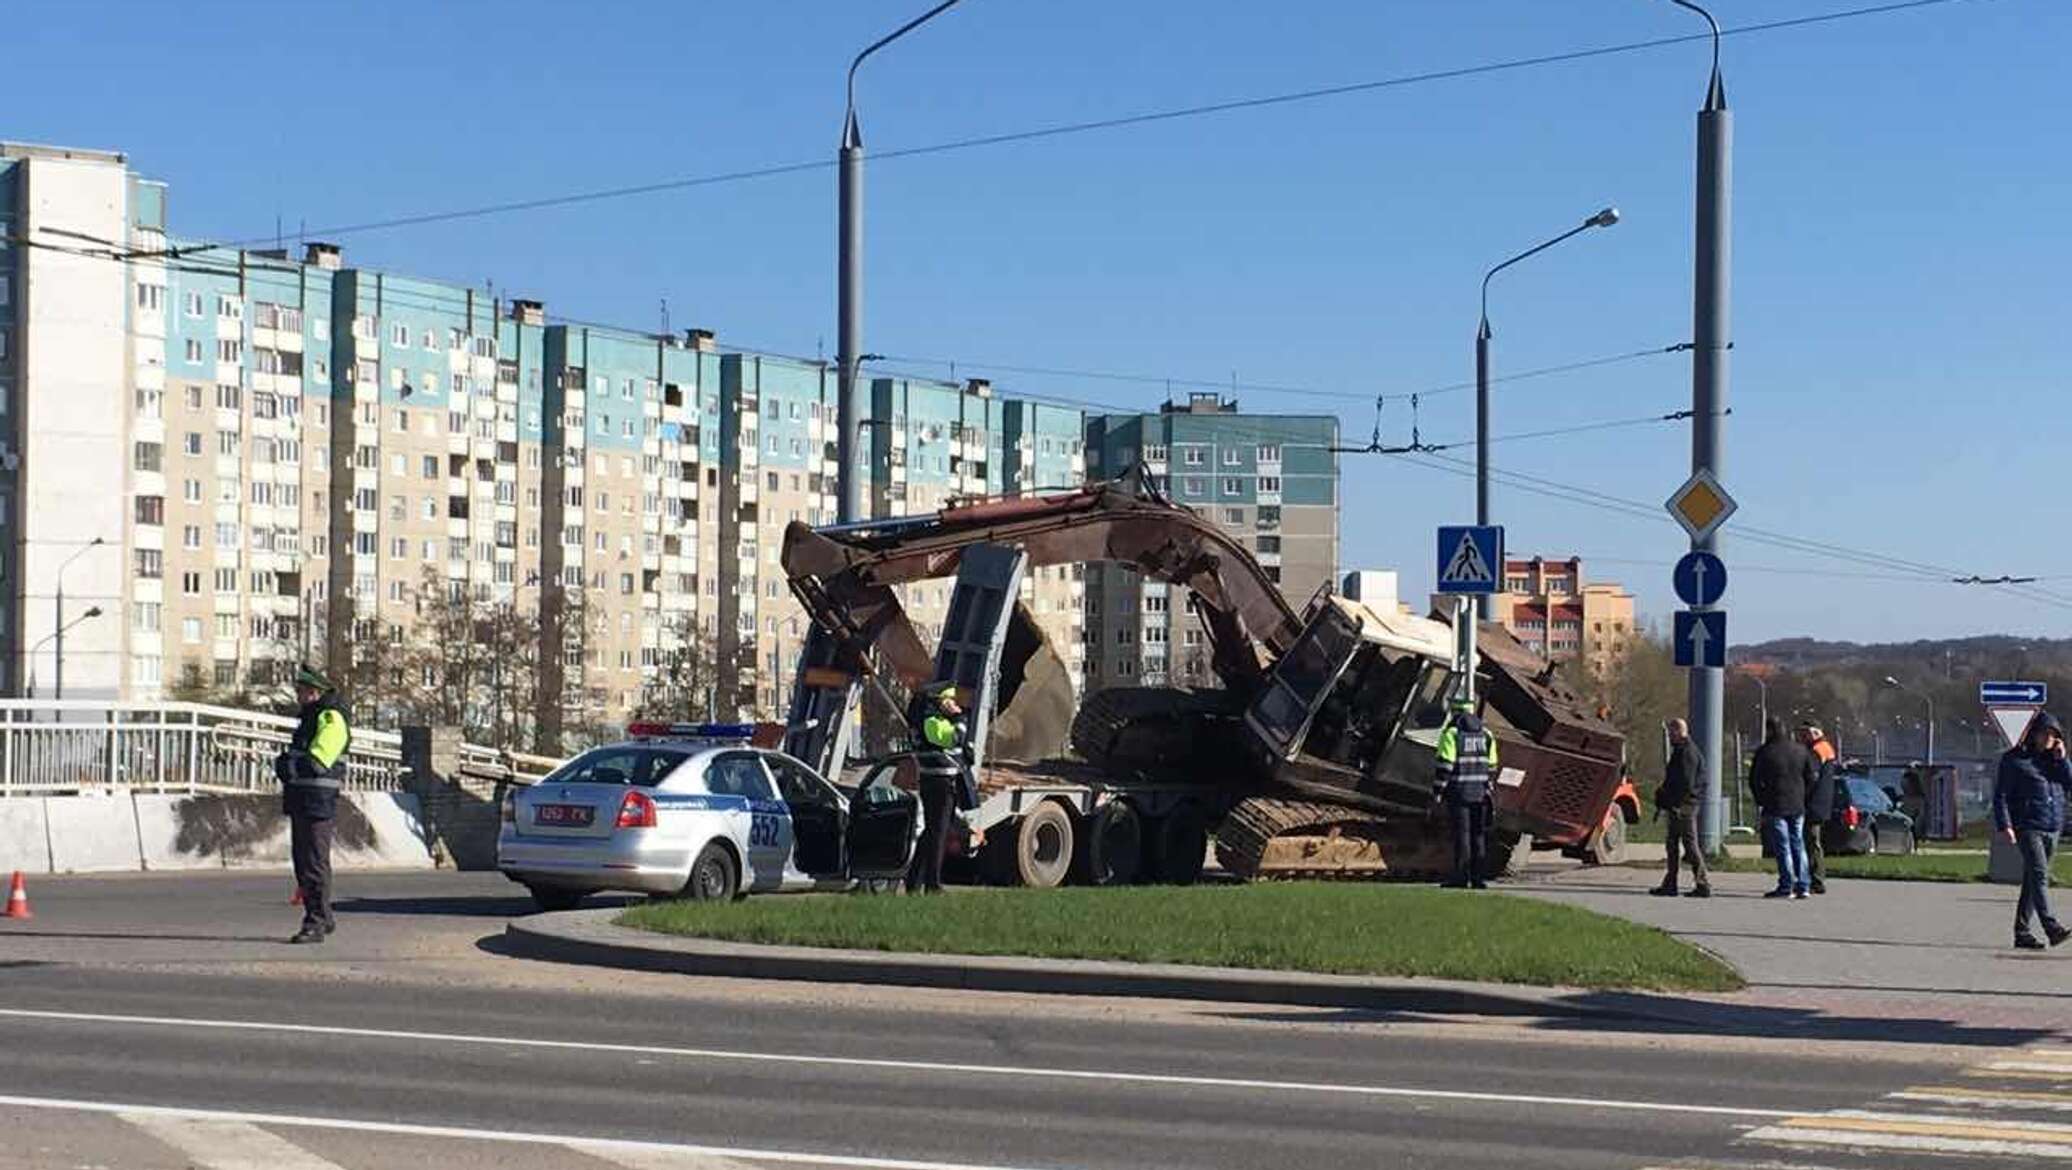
[{"left": 1435, "top": 525, "right": 1503, "bottom": 594}]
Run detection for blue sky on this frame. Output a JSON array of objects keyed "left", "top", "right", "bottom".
[{"left": 8, "top": 0, "right": 2068, "bottom": 643}]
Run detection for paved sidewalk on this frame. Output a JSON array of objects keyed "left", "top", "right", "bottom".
[{"left": 1520, "top": 863, "right": 2072, "bottom": 1035}]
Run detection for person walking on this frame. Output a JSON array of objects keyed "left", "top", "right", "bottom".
[
  {"left": 1651, "top": 718, "right": 1711, "bottom": 898},
  {"left": 1993, "top": 712, "right": 2070, "bottom": 951},
  {"left": 1434, "top": 698, "right": 1498, "bottom": 890},
  {"left": 1748, "top": 717, "right": 1815, "bottom": 900},
  {"left": 1800, "top": 725, "right": 1838, "bottom": 895},
  {"left": 275, "top": 665, "right": 351, "bottom": 943},
  {"left": 907, "top": 682, "right": 977, "bottom": 894}
]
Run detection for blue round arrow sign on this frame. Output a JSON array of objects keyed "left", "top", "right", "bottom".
[{"left": 1673, "top": 551, "right": 1727, "bottom": 607}]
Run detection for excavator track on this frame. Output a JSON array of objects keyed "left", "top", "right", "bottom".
[
  {"left": 1213, "top": 797, "right": 1523, "bottom": 882},
  {"left": 1069, "top": 687, "right": 1243, "bottom": 779}
]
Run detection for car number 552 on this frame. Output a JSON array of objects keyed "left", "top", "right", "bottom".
[{"left": 748, "top": 814, "right": 781, "bottom": 847}]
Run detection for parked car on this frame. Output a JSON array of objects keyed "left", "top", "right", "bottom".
[{"left": 1823, "top": 773, "right": 1917, "bottom": 857}]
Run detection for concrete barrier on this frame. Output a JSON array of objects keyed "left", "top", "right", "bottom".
[
  {"left": 45, "top": 794, "right": 145, "bottom": 873},
  {"left": 337, "top": 792, "right": 435, "bottom": 869},
  {"left": 0, "top": 800, "right": 52, "bottom": 874}
]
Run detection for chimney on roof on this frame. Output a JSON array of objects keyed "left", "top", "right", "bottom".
[
  {"left": 964, "top": 378, "right": 992, "bottom": 398},
  {"left": 509, "top": 299, "right": 545, "bottom": 326},
  {"left": 685, "top": 328, "right": 716, "bottom": 352},
  {"left": 303, "top": 242, "right": 342, "bottom": 270}
]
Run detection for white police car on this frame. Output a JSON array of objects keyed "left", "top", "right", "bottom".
[{"left": 497, "top": 723, "right": 921, "bottom": 911}]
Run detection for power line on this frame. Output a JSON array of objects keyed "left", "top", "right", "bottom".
[{"left": 111, "top": 0, "right": 1997, "bottom": 262}]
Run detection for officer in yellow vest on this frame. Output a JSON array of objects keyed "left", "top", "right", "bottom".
[
  {"left": 276, "top": 665, "right": 352, "bottom": 942},
  {"left": 909, "top": 682, "right": 976, "bottom": 893},
  {"left": 1434, "top": 698, "right": 1498, "bottom": 889}
]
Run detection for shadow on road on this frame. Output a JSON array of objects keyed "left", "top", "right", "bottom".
[{"left": 332, "top": 895, "right": 542, "bottom": 918}]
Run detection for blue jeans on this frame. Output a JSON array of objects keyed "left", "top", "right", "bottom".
[{"left": 1766, "top": 815, "right": 1808, "bottom": 893}]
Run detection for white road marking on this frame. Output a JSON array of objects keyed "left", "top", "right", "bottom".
[
  {"left": 0, "top": 1095, "right": 1046, "bottom": 1170},
  {"left": 573, "top": 1141, "right": 788, "bottom": 1169},
  {"left": 0, "top": 1006, "right": 1797, "bottom": 1119},
  {"left": 123, "top": 1112, "right": 351, "bottom": 1170},
  {"left": 1987, "top": 1061, "right": 2072, "bottom": 1077},
  {"left": 1893, "top": 1085, "right": 2072, "bottom": 1111},
  {"left": 1748, "top": 1107, "right": 2072, "bottom": 1160}
]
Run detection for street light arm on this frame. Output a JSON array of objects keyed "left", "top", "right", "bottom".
[
  {"left": 1479, "top": 210, "right": 1618, "bottom": 328},
  {"left": 846, "top": 0, "right": 964, "bottom": 124},
  {"left": 57, "top": 536, "right": 106, "bottom": 582},
  {"left": 1664, "top": 0, "right": 1726, "bottom": 109}
]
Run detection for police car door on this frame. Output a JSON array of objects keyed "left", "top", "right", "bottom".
[{"left": 704, "top": 751, "right": 790, "bottom": 893}]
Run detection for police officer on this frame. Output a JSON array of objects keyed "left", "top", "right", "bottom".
[
  {"left": 276, "top": 665, "right": 352, "bottom": 943},
  {"left": 1434, "top": 698, "right": 1498, "bottom": 889},
  {"left": 908, "top": 682, "right": 977, "bottom": 894}
]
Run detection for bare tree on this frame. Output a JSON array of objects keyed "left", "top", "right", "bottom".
[{"left": 636, "top": 610, "right": 720, "bottom": 722}]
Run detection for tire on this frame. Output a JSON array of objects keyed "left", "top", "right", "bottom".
[
  {"left": 1480, "top": 831, "right": 1532, "bottom": 882},
  {"left": 1586, "top": 810, "right": 1629, "bottom": 866},
  {"left": 1145, "top": 802, "right": 1209, "bottom": 886},
  {"left": 1011, "top": 801, "right": 1076, "bottom": 889},
  {"left": 684, "top": 842, "right": 740, "bottom": 902},
  {"left": 527, "top": 885, "right": 584, "bottom": 913},
  {"left": 1887, "top": 824, "right": 1916, "bottom": 856},
  {"left": 1865, "top": 828, "right": 1879, "bottom": 857},
  {"left": 1076, "top": 800, "right": 1143, "bottom": 887}
]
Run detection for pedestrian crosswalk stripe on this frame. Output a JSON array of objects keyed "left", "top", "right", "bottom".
[
  {"left": 1978, "top": 1061, "right": 2072, "bottom": 1078},
  {"left": 1895, "top": 1084, "right": 2072, "bottom": 1111},
  {"left": 571, "top": 1141, "right": 784, "bottom": 1169},
  {"left": 122, "top": 1114, "right": 351, "bottom": 1170}
]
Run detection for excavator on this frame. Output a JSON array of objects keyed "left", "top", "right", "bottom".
[{"left": 779, "top": 469, "right": 1629, "bottom": 884}]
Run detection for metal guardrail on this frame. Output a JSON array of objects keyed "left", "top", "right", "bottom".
[{"left": 0, "top": 700, "right": 549, "bottom": 798}]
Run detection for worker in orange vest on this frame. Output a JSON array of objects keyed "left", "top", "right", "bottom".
[{"left": 1799, "top": 725, "right": 1839, "bottom": 896}]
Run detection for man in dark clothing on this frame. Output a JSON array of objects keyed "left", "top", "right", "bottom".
[
  {"left": 275, "top": 665, "right": 351, "bottom": 943},
  {"left": 1652, "top": 718, "right": 1711, "bottom": 898},
  {"left": 1799, "top": 725, "right": 1839, "bottom": 895},
  {"left": 1993, "top": 712, "right": 2070, "bottom": 950},
  {"left": 906, "top": 682, "right": 977, "bottom": 894},
  {"left": 1434, "top": 699, "right": 1498, "bottom": 890},
  {"left": 1748, "top": 717, "right": 1815, "bottom": 899}
]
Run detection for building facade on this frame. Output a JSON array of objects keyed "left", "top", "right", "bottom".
[
  {"left": 1435, "top": 555, "right": 1636, "bottom": 676},
  {"left": 1081, "top": 394, "right": 1339, "bottom": 690}
]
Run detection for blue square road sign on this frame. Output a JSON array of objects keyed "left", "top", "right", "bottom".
[
  {"left": 1435, "top": 525, "right": 1503, "bottom": 595},
  {"left": 1673, "top": 609, "right": 1727, "bottom": 669}
]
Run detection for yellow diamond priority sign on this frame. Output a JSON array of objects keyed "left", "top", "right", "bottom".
[{"left": 1666, "top": 469, "right": 1737, "bottom": 543}]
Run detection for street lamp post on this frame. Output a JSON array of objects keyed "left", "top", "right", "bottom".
[
  {"left": 1475, "top": 207, "right": 1619, "bottom": 614},
  {"left": 1885, "top": 675, "right": 1934, "bottom": 765},
  {"left": 29, "top": 606, "right": 104, "bottom": 700},
  {"left": 836, "top": 0, "right": 964, "bottom": 525},
  {"left": 55, "top": 537, "right": 107, "bottom": 701}
]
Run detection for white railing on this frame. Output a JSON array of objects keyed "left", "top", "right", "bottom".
[{"left": 0, "top": 700, "right": 407, "bottom": 798}]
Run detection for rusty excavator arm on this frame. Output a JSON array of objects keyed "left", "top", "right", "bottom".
[{"left": 780, "top": 469, "right": 1302, "bottom": 697}]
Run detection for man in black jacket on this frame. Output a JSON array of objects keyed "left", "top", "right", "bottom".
[
  {"left": 1749, "top": 717, "right": 1815, "bottom": 900},
  {"left": 275, "top": 665, "right": 352, "bottom": 943},
  {"left": 1994, "top": 712, "right": 2070, "bottom": 950},
  {"left": 1651, "top": 718, "right": 1711, "bottom": 898}
]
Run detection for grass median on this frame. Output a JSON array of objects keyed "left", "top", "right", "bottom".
[{"left": 618, "top": 883, "right": 1741, "bottom": 993}]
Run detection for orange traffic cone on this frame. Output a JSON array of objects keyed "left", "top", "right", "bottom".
[{"left": 4, "top": 871, "right": 31, "bottom": 920}]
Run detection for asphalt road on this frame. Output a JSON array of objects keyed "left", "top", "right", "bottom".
[{"left": 0, "top": 870, "right": 2040, "bottom": 1170}]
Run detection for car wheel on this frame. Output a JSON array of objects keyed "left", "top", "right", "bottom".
[
  {"left": 1888, "top": 824, "right": 1916, "bottom": 856},
  {"left": 684, "top": 842, "right": 740, "bottom": 902},
  {"left": 1866, "top": 827, "right": 1879, "bottom": 856},
  {"left": 527, "top": 885, "right": 584, "bottom": 913}
]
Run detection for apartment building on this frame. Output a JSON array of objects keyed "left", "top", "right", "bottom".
[
  {"left": 1430, "top": 555, "right": 1636, "bottom": 675},
  {"left": 1080, "top": 394, "right": 1340, "bottom": 690}
]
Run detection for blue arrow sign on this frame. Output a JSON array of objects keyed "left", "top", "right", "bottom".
[
  {"left": 1980, "top": 680, "right": 2047, "bottom": 706},
  {"left": 1435, "top": 525, "right": 1503, "bottom": 595},
  {"left": 1672, "top": 550, "right": 1727, "bottom": 608},
  {"left": 1673, "top": 610, "right": 1727, "bottom": 669}
]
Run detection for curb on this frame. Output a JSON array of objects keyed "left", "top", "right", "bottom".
[{"left": 503, "top": 908, "right": 1623, "bottom": 1019}]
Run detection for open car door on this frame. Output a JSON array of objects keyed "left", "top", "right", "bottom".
[{"left": 846, "top": 758, "right": 922, "bottom": 880}]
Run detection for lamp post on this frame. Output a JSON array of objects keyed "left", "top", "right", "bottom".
[
  {"left": 55, "top": 537, "right": 107, "bottom": 701},
  {"left": 1885, "top": 675, "right": 1934, "bottom": 765},
  {"left": 1475, "top": 207, "right": 1619, "bottom": 613},
  {"left": 836, "top": 0, "right": 964, "bottom": 524},
  {"left": 1738, "top": 669, "right": 1767, "bottom": 735},
  {"left": 29, "top": 606, "right": 103, "bottom": 700}
]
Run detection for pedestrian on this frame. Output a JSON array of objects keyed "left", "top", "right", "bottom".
[
  {"left": 275, "top": 665, "right": 351, "bottom": 943},
  {"left": 1434, "top": 698, "right": 1498, "bottom": 890},
  {"left": 1992, "top": 712, "right": 2070, "bottom": 951},
  {"left": 907, "top": 682, "right": 977, "bottom": 894},
  {"left": 1748, "top": 717, "right": 1815, "bottom": 900},
  {"left": 1651, "top": 718, "right": 1711, "bottom": 898},
  {"left": 1800, "top": 725, "right": 1838, "bottom": 895}
]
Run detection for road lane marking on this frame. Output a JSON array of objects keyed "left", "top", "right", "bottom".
[
  {"left": 1747, "top": 1108, "right": 2072, "bottom": 1159},
  {"left": 123, "top": 1113, "right": 351, "bottom": 1170},
  {"left": 2, "top": 1095, "right": 1056, "bottom": 1170},
  {"left": 1980, "top": 1062, "right": 2072, "bottom": 1078},
  {"left": 573, "top": 1141, "right": 797, "bottom": 1169},
  {"left": 0, "top": 1006, "right": 1798, "bottom": 1119}
]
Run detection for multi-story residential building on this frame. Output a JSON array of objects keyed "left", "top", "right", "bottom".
[
  {"left": 1080, "top": 394, "right": 1339, "bottom": 690},
  {"left": 1432, "top": 554, "right": 1636, "bottom": 675},
  {"left": 0, "top": 142, "right": 1111, "bottom": 739}
]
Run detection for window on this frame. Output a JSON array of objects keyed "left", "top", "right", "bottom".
[
  {"left": 181, "top": 617, "right": 203, "bottom": 644},
  {"left": 133, "top": 442, "right": 164, "bottom": 472},
  {"left": 133, "top": 602, "right": 162, "bottom": 634},
  {"left": 217, "top": 295, "right": 241, "bottom": 320},
  {"left": 391, "top": 323, "right": 410, "bottom": 347},
  {"left": 1183, "top": 477, "right": 1204, "bottom": 496},
  {"left": 1184, "top": 448, "right": 1205, "bottom": 466},
  {"left": 184, "top": 291, "right": 204, "bottom": 318},
  {"left": 1222, "top": 507, "right": 1244, "bottom": 524},
  {"left": 216, "top": 339, "right": 242, "bottom": 364},
  {"left": 1222, "top": 447, "right": 1241, "bottom": 466},
  {"left": 1258, "top": 476, "right": 1281, "bottom": 493},
  {"left": 1257, "top": 534, "right": 1282, "bottom": 554},
  {"left": 184, "top": 339, "right": 203, "bottom": 363},
  {"left": 135, "top": 496, "right": 164, "bottom": 526},
  {"left": 216, "top": 431, "right": 239, "bottom": 456},
  {"left": 215, "top": 383, "right": 241, "bottom": 411},
  {"left": 1256, "top": 444, "right": 1281, "bottom": 462},
  {"left": 1222, "top": 478, "right": 1241, "bottom": 495}
]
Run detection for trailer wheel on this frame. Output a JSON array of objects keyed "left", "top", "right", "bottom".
[
  {"left": 1585, "top": 810, "right": 1628, "bottom": 866},
  {"left": 1012, "top": 801, "right": 1076, "bottom": 889},
  {"left": 1075, "top": 800, "right": 1143, "bottom": 887},
  {"left": 1480, "top": 831, "right": 1532, "bottom": 882},
  {"left": 1143, "top": 802, "right": 1209, "bottom": 885}
]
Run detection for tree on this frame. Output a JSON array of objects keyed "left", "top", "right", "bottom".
[
  {"left": 1570, "top": 622, "right": 1684, "bottom": 784},
  {"left": 636, "top": 610, "right": 720, "bottom": 723}
]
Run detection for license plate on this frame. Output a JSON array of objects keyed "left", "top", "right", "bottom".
[{"left": 535, "top": 803, "right": 594, "bottom": 827}]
